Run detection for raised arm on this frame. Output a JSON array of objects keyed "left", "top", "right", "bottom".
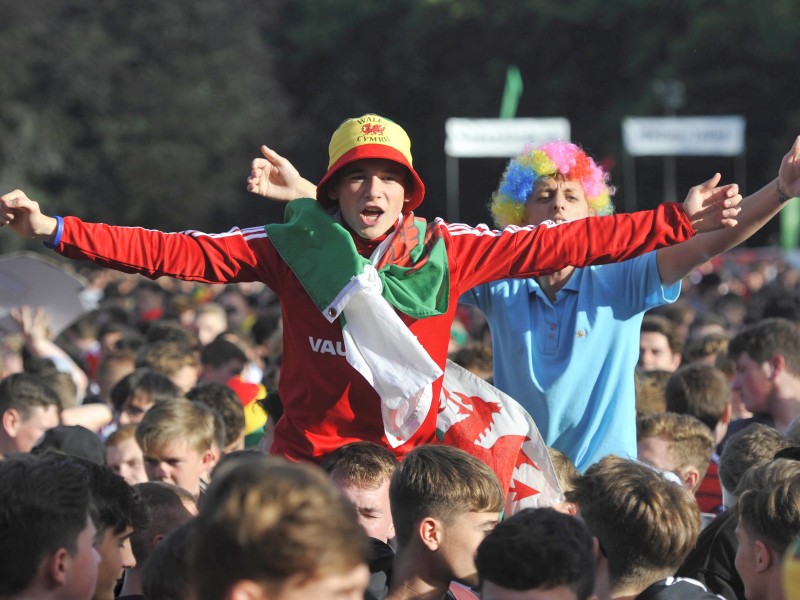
[
  {"left": 0, "top": 189, "right": 59, "bottom": 243},
  {"left": 247, "top": 145, "right": 317, "bottom": 201},
  {"left": 657, "top": 135, "right": 800, "bottom": 286}
]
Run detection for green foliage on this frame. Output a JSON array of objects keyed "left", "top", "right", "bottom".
[{"left": 0, "top": 0, "right": 798, "bottom": 252}]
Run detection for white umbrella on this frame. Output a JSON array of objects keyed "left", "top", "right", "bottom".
[{"left": 0, "top": 252, "right": 87, "bottom": 336}]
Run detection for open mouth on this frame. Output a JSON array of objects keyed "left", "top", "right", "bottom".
[{"left": 361, "top": 206, "right": 384, "bottom": 226}]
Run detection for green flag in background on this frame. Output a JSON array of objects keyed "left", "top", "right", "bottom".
[
  {"left": 781, "top": 198, "right": 800, "bottom": 250},
  {"left": 499, "top": 65, "right": 523, "bottom": 119}
]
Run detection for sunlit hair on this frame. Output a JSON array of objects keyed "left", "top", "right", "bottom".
[{"left": 490, "top": 141, "right": 615, "bottom": 228}]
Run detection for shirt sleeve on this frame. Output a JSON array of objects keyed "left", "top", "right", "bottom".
[
  {"left": 443, "top": 202, "right": 695, "bottom": 293},
  {"left": 55, "top": 217, "right": 284, "bottom": 288}
]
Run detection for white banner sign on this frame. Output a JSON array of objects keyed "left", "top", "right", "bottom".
[
  {"left": 622, "top": 116, "right": 745, "bottom": 157},
  {"left": 445, "top": 118, "right": 571, "bottom": 158}
]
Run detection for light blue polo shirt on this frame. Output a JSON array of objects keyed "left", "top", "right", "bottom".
[{"left": 461, "top": 252, "right": 679, "bottom": 472}]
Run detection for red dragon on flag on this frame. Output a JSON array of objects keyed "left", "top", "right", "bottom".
[{"left": 437, "top": 360, "right": 563, "bottom": 515}]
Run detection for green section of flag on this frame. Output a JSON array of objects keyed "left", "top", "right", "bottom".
[
  {"left": 781, "top": 198, "right": 800, "bottom": 250},
  {"left": 499, "top": 65, "right": 523, "bottom": 119}
]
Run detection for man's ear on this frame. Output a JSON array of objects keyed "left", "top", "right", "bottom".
[
  {"left": 754, "top": 538, "right": 775, "bottom": 573},
  {"left": 201, "top": 448, "right": 218, "bottom": 472},
  {"left": 48, "top": 547, "right": 71, "bottom": 586},
  {"left": 721, "top": 402, "right": 732, "bottom": 426},
  {"left": 768, "top": 354, "right": 786, "bottom": 380},
  {"left": 327, "top": 183, "right": 339, "bottom": 202},
  {"left": 682, "top": 466, "right": 701, "bottom": 492},
  {"left": 2, "top": 408, "right": 21, "bottom": 437},
  {"left": 419, "top": 516, "right": 442, "bottom": 551},
  {"left": 227, "top": 579, "right": 269, "bottom": 600}
]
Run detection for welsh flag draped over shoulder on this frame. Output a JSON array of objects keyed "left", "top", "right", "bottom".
[
  {"left": 267, "top": 199, "right": 562, "bottom": 513},
  {"left": 439, "top": 360, "right": 563, "bottom": 514}
]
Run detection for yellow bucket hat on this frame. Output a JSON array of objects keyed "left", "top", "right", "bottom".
[{"left": 316, "top": 114, "right": 426, "bottom": 212}]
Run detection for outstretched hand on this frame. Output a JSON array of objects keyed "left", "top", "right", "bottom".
[
  {"left": 0, "top": 189, "right": 57, "bottom": 241},
  {"left": 682, "top": 174, "right": 742, "bottom": 233},
  {"left": 778, "top": 135, "right": 800, "bottom": 199},
  {"left": 246, "top": 145, "right": 316, "bottom": 202}
]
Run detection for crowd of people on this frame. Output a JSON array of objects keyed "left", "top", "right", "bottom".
[{"left": 1, "top": 114, "right": 800, "bottom": 600}]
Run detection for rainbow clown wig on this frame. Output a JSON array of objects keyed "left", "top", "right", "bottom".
[{"left": 489, "top": 141, "right": 616, "bottom": 228}]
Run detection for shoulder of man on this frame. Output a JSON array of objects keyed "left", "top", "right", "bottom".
[{"left": 636, "top": 577, "right": 726, "bottom": 600}]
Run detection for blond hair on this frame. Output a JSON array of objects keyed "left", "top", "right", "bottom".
[
  {"left": 135, "top": 398, "right": 215, "bottom": 454},
  {"left": 636, "top": 412, "right": 715, "bottom": 481}
]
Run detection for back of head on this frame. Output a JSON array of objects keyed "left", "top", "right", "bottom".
[
  {"left": 137, "top": 340, "right": 199, "bottom": 377},
  {"left": 636, "top": 412, "right": 716, "bottom": 482},
  {"left": 719, "top": 424, "right": 790, "bottom": 496},
  {"left": 0, "top": 371, "right": 62, "bottom": 417},
  {"left": 143, "top": 517, "right": 198, "bottom": 600},
  {"left": 199, "top": 338, "right": 247, "bottom": 368},
  {"left": 736, "top": 459, "right": 800, "bottom": 556},
  {"left": 389, "top": 444, "right": 504, "bottom": 547},
  {"left": 32, "top": 425, "right": 107, "bottom": 465},
  {"left": 193, "top": 455, "right": 367, "bottom": 600},
  {"left": 635, "top": 369, "right": 672, "bottom": 414},
  {"left": 131, "top": 481, "right": 197, "bottom": 565},
  {"left": 186, "top": 382, "right": 245, "bottom": 451},
  {"left": 565, "top": 456, "right": 701, "bottom": 592},
  {"left": 83, "top": 459, "right": 149, "bottom": 537},
  {"left": 0, "top": 453, "right": 92, "bottom": 596},
  {"left": 490, "top": 141, "right": 615, "bottom": 228},
  {"left": 110, "top": 368, "right": 182, "bottom": 413},
  {"left": 476, "top": 507, "right": 594, "bottom": 600},
  {"left": 136, "top": 398, "right": 216, "bottom": 456},
  {"left": 321, "top": 440, "right": 398, "bottom": 489},
  {"left": 665, "top": 364, "right": 731, "bottom": 430},
  {"left": 729, "top": 318, "right": 800, "bottom": 374}
]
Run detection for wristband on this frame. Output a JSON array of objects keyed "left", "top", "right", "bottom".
[
  {"left": 43, "top": 216, "right": 64, "bottom": 248},
  {"left": 777, "top": 180, "right": 794, "bottom": 204}
]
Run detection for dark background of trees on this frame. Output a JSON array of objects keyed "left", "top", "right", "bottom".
[{"left": 1, "top": 0, "right": 799, "bottom": 255}]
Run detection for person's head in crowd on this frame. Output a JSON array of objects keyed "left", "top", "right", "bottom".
[
  {"left": 187, "top": 382, "right": 246, "bottom": 453},
  {"left": 24, "top": 357, "right": 79, "bottom": 409},
  {"left": 0, "top": 453, "right": 99, "bottom": 600},
  {"left": 136, "top": 340, "right": 200, "bottom": 393},
  {"left": 218, "top": 329, "right": 267, "bottom": 384},
  {"left": 110, "top": 368, "right": 183, "bottom": 426},
  {"left": 548, "top": 446, "right": 580, "bottom": 515},
  {"left": 735, "top": 459, "right": 800, "bottom": 600},
  {"left": 489, "top": 141, "right": 614, "bottom": 231},
  {"left": 33, "top": 424, "right": 106, "bottom": 465},
  {"left": 684, "top": 332, "right": 731, "bottom": 367},
  {"left": 665, "top": 363, "right": 732, "bottom": 445},
  {"left": 688, "top": 313, "right": 730, "bottom": 343},
  {"left": 119, "top": 482, "right": 198, "bottom": 598},
  {"left": 192, "top": 302, "right": 228, "bottom": 347},
  {"left": 639, "top": 314, "right": 683, "bottom": 373},
  {"left": 96, "top": 320, "right": 143, "bottom": 357},
  {"left": 449, "top": 342, "right": 494, "bottom": 382},
  {"left": 142, "top": 518, "right": 199, "bottom": 600},
  {"left": 758, "top": 288, "right": 800, "bottom": 324},
  {"left": 136, "top": 398, "right": 218, "bottom": 498},
  {"left": 192, "top": 455, "right": 369, "bottom": 600},
  {"left": 320, "top": 440, "right": 398, "bottom": 543},
  {"left": 649, "top": 300, "right": 696, "bottom": 341},
  {"left": 566, "top": 455, "right": 701, "bottom": 598},
  {"left": 636, "top": 411, "right": 715, "bottom": 492},
  {"left": 0, "top": 372, "right": 61, "bottom": 458},
  {"left": 104, "top": 423, "right": 149, "bottom": 484},
  {"left": 476, "top": 508, "right": 595, "bottom": 600},
  {"left": 719, "top": 424, "right": 791, "bottom": 509},
  {"left": 93, "top": 348, "right": 137, "bottom": 406},
  {"left": 729, "top": 318, "right": 800, "bottom": 432},
  {"left": 634, "top": 369, "right": 672, "bottom": 414},
  {"left": 82, "top": 459, "right": 149, "bottom": 600},
  {"left": 715, "top": 292, "right": 748, "bottom": 333},
  {"left": 216, "top": 286, "right": 255, "bottom": 334},
  {"left": 135, "top": 281, "right": 168, "bottom": 324},
  {"left": 142, "top": 319, "right": 201, "bottom": 352},
  {"left": 389, "top": 444, "right": 504, "bottom": 592},
  {"left": 198, "top": 338, "right": 247, "bottom": 385}
]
